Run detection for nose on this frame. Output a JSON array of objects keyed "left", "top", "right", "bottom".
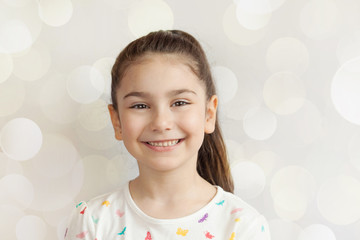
[{"left": 150, "top": 107, "right": 173, "bottom": 132}]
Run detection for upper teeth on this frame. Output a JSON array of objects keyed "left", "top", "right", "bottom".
[{"left": 147, "top": 140, "right": 179, "bottom": 147}]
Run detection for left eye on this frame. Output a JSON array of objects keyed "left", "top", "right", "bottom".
[{"left": 172, "top": 101, "right": 189, "bottom": 107}]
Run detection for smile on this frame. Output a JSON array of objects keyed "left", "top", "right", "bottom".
[{"left": 146, "top": 139, "right": 181, "bottom": 147}]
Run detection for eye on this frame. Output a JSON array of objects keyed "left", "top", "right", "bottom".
[
  {"left": 172, "top": 100, "right": 189, "bottom": 107},
  {"left": 130, "top": 104, "right": 149, "bottom": 109}
]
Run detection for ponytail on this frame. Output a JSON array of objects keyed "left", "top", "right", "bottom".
[{"left": 198, "top": 122, "right": 234, "bottom": 193}]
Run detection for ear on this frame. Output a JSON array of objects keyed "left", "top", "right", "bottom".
[
  {"left": 204, "top": 95, "right": 218, "bottom": 134},
  {"left": 108, "top": 104, "right": 123, "bottom": 141}
]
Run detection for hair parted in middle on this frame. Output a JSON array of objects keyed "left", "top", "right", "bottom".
[{"left": 111, "top": 30, "right": 234, "bottom": 193}]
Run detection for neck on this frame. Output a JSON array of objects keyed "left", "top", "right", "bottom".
[{"left": 130, "top": 169, "right": 209, "bottom": 202}]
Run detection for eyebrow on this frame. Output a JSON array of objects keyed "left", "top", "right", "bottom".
[{"left": 123, "top": 89, "right": 197, "bottom": 99}]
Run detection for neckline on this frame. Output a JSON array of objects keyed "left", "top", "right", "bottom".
[{"left": 124, "top": 181, "right": 223, "bottom": 224}]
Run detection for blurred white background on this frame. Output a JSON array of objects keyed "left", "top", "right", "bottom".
[{"left": 1, "top": 0, "right": 360, "bottom": 239}]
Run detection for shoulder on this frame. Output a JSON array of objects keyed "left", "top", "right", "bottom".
[
  {"left": 218, "top": 188, "right": 262, "bottom": 217},
  {"left": 85, "top": 182, "right": 128, "bottom": 212},
  {"left": 214, "top": 188, "right": 271, "bottom": 239}
]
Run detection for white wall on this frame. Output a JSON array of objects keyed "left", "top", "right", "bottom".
[{"left": 1, "top": 0, "right": 360, "bottom": 239}]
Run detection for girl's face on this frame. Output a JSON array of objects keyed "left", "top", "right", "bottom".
[{"left": 109, "top": 54, "right": 217, "bottom": 174}]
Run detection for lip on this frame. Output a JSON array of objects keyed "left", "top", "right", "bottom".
[{"left": 142, "top": 138, "right": 183, "bottom": 152}]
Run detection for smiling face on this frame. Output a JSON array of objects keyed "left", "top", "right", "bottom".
[{"left": 108, "top": 54, "right": 217, "bottom": 174}]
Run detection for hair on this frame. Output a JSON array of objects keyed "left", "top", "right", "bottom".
[{"left": 111, "top": 30, "right": 234, "bottom": 193}]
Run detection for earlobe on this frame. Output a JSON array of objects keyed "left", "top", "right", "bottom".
[
  {"left": 204, "top": 95, "right": 218, "bottom": 134},
  {"left": 108, "top": 104, "right": 123, "bottom": 141}
]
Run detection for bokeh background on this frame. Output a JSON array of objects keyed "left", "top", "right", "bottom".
[{"left": 1, "top": 0, "right": 360, "bottom": 239}]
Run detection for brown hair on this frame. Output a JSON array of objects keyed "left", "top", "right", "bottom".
[{"left": 111, "top": 30, "right": 234, "bottom": 193}]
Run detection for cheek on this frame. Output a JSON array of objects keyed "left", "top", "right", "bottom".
[{"left": 177, "top": 108, "right": 206, "bottom": 131}]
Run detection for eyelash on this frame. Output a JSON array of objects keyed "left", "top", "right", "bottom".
[{"left": 130, "top": 101, "right": 189, "bottom": 109}]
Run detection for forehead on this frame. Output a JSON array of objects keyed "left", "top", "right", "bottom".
[{"left": 118, "top": 54, "right": 205, "bottom": 95}]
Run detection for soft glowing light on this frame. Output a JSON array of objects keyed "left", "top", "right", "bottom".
[
  {"left": 268, "top": 219, "right": 302, "bottom": 240},
  {"left": 0, "top": 19, "right": 33, "bottom": 53},
  {"left": 266, "top": 37, "right": 309, "bottom": 74},
  {"left": 349, "top": 133, "right": 360, "bottom": 172},
  {"left": 223, "top": 3, "right": 268, "bottom": 46},
  {"left": 231, "top": 161, "right": 266, "bottom": 199},
  {"left": 66, "top": 65, "right": 105, "bottom": 104},
  {"left": 243, "top": 106, "right": 277, "bottom": 140},
  {"left": 271, "top": 166, "right": 316, "bottom": 220},
  {"left": 0, "top": 79, "right": 25, "bottom": 117},
  {"left": 212, "top": 66, "right": 239, "bottom": 104},
  {"left": 263, "top": 72, "right": 306, "bottom": 115},
  {"left": 0, "top": 1, "right": 42, "bottom": 53},
  {"left": 225, "top": 139, "right": 245, "bottom": 165},
  {"left": 0, "top": 53, "right": 13, "bottom": 83},
  {"left": 0, "top": 118, "right": 43, "bottom": 161},
  {"left": 93, "top": 57, "right": 115, "bottom": 97},
  {"left": 300, "top": 0, "right": 339, "bottom": 40},
  {"left": 12, "top": 45, "right": 51, "bottom": 81},
  {"left": 38, "top": 0, "right": 73, "bottom": 27},
  {"left": 39, "top": 74, "right": 81, "bottom": 124},
  {"left": 128, "top": 0, "right": 174, "bottom": 37},
  {"left": 298, "top": 224, "right": 336, "bottom": 240},
  {"left": 78, "top": 99, "right": 111, "bottom": 131},
  {"left": 236, "top": 5, "right": 272, "bottom": 30},
  {"left": 251, "top": 150, "right": 280, "bottom": 176},
  {"left": 317, "top": 175, "right": 360, "bottom": 225},
  {"left": 234, "top": 0, "right": 287, "bottom": 14},
  {"left": 331, "top": 57, "right": 360, "bottom": 125},
  {"left": 0, "top": 174, "right": 34, "bottom": 209},
  {"left": 16, "top": 215, "right": 47, "bottom": 240},
  {"left": 32, "top": 134, "right": 78, "bottom": 179},
  {"left": 0, "top": 205, "right": 24, "bottom": 240}
]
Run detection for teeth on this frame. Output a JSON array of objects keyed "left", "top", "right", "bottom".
[{"left": 147, "top": 140, "right": 179, "bottom": 147}]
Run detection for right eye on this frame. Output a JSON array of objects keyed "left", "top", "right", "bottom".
[{"left": 130, "top": 104, "right": 149, "bottom": 109}]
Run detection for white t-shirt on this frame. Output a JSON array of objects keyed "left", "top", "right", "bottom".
[{"left": 64, "top": 182, "right": 271, "bottom": 240}]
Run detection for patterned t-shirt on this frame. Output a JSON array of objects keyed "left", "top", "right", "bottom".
[{"left": 64, "top": 182, "right": 271, "bottom": 240}]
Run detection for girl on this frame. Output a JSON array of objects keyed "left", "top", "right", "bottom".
[{"left": 64, "top": 30, "right": 271, "bottom": 240}]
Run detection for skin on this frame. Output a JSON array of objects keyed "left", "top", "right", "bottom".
[{"left": 108, "top": 54, "right": 218, "bottom": 219}]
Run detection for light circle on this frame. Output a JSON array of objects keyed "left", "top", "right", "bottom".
[
  {"left": 12, "top": 45, "right": 51, "bottom": 81},
  {"left": 212, "top": 66, "right": 238, "bottom": 104},
  {"left": 32, "top": 134, "right": 78, "bottom": 178},
  {"left": 349, "top": 133, "right": 360, "bottom": 172},
  {"left": 231, "top": 161, "right": 266, "bottom": 199},
  {"left": 78, "top": 99, "right": 111, "bottom": 131},
  {"left": 268, "top": 219, "right": 302, "bottom": 240},
  {"left": 0, "top": 19, "right": 33, "bottom": 53},
  {"left": 0, "top": 118, "right": 43, "bottom": 161},
  {"left": 263, "top": 72, "right": 306, "bottom": 115},
  {"left": 16, "top": 215, "right": 47, "bottom": 240},
  {"left": 236, "top": 4, "right": 272, "bottom": 30},
  {"left": 271, "top": 166, "right": 316, "bottom": 220},
  {"left": 0, "top": 79, "right": 25, "bottom": 117},
  {"left": 331, "top": 57, "right": 360, "bottom": 125},
  {"left": 0, "top": 205, "right": 24, "bottom": 240},
  {"left": 66, "top": 65, "right": 105, "bottom": 104},
  {"left": 243, "top": 106, "right": 277, "bottom": 140},
  {"left": 38, "top": 0, "right": 73, "bottom": 27},
  {"left": 234, "top": 0, "right": 287, "bottom": 14},
  {"left": 128, "top": 0, "right": 174, "bottom": 37},
  {"left": 0, "top": 53, "right": 13, "bottom": 83},
  {"left": 93, "top": 57, "right": 115, "bottom": 97},
  {"left": 0, "top": 174, "right": 34, "bottom": 209},
  {"left": 317, "top": 175, "right": 360, "bottom": 225},
  {"left": 39, "top": 74, "right": 81, "bottom": 124},
  {"left": 223, "top": 3, "right": 268, "bottom": 46},
  {"left": 299, "top": 0, "right": 338, "bottom": 40},
  {"left": 266, "top": 37, "right": 309, "bottom": 75},
  {"left": 298, "top": 224, "right": 336, "bottom": 240}
]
